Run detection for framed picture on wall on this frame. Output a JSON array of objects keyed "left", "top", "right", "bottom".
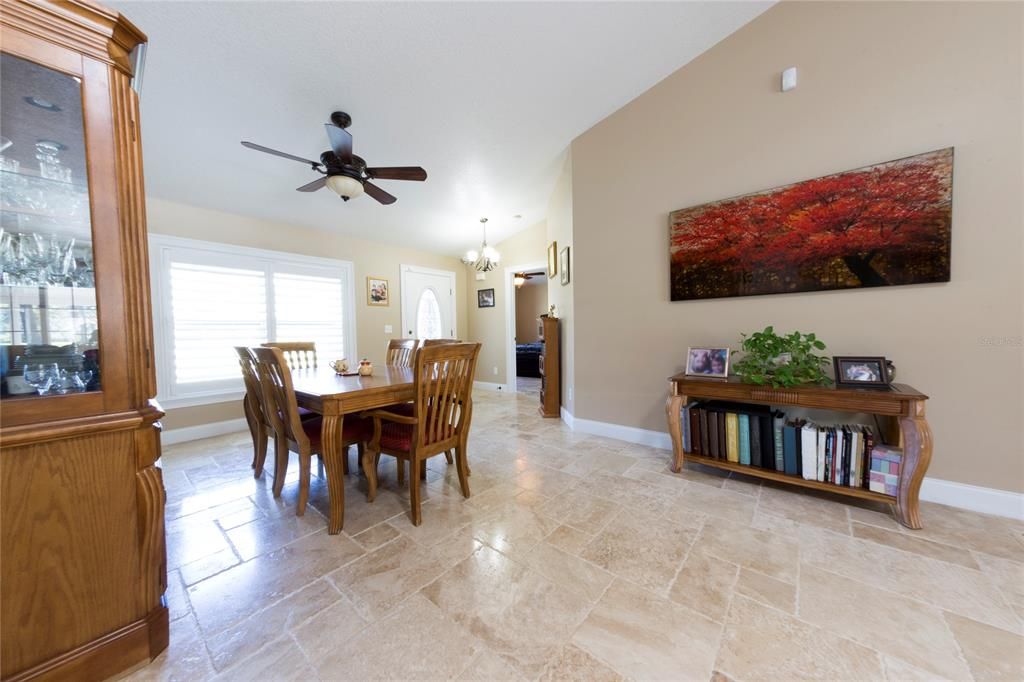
[
  {"left": 477, "top": 288, "right": 495, "bottom": 308},
  {"left": 367, "top": 276, "right": 389, "bottom": 306},
  {"left": 560, "top": 246, "right": 570, "bottom": 285},
  {"left": 548, "top": 241, "right": 558, "bottom": 277}
]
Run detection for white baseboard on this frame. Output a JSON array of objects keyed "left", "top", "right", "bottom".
[
  {"left": 474, "top": 381, "right": 509, "bottom": 392},
  {"left": 560, "top": 406, "right": 575, "bottom": 428},
  {"left": 561, "top": 413, "right": 1024, "bottom": 521},
  {"left": 919, "top": 478, "right": 1024, "bottom": 521},
  {"left": 161, "top": 417, "right": 249, "bottom": 446}
]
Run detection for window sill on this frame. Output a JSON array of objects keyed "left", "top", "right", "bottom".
[{"left": 157, "top": 390, "right": 244, "bottom": 410}]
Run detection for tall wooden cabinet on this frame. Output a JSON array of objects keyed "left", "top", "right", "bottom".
[
  {"left": 0, "top": 1, "right": 167, "bottom": 680},
  {"left": 538, "top": 315, "right": 560, "bottom": 417}
]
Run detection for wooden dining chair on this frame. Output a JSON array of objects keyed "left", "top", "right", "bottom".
[
  {"left": 362, "top": 342, "right": 481, "bottom": 525},
  {"left": 385, "top": 338, "right": 460, "bottom": 482},
  {"left": 237, "top": 346, "right": 319, "bottom": 481},
  {"left": 262, "top": 341, "right": 317, "bottom": 370},
  {"left": 235, "top": 346, "right": 275, "bottom": 479},
  {"left": 385, "top": 338, "right": 418, "bottom": 367},
  {"left": 251, "top": 346, "right": 368, "bottom": 514}
]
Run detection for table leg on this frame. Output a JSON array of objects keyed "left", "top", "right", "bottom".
[
  {"left": 666, "top": 394, "right": 685, "bottom": 473},
  {"left": 896, "top": 400, "right": 932, "bottom": 530},
  {"left": 321, "top": 414, "right": 346, "bottom": 535}
]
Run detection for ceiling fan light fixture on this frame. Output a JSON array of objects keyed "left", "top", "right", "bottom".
[
  {"left": 514, "top": 274, "right": 526, "bottom": 288},
  {"left": 325, "top": 174, "right": 364, "bottom": 199}
]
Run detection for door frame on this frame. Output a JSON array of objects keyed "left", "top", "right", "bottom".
[
  {"left": 504, "top": 260, "right": 547, "bottom": 389},
  {"left": 399, "top": 264, "right": 457, "bottom": 339}
]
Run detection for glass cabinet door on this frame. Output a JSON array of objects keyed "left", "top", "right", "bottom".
[{"left": 0, "top": 53, "right": 100, "bottom": 401}]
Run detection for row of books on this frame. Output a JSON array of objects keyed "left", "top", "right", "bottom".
[{"left": 680, "top": 401, "right": 877, "bottom": 489}]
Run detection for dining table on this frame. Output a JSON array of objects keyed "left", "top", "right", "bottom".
[{"left": 290, "top": 364, "right": 415, "bottom": 534}]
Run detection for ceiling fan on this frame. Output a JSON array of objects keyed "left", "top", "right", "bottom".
[
  {"left": 514, "top": 271, "right": 545, "bottom": 287},
  {"left": 240, "top": 111, "right": 426, "bottom": 205}
]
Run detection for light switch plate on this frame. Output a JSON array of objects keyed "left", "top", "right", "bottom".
[{"left": 384, "top": 324, "right": 393, "bottom": 334}]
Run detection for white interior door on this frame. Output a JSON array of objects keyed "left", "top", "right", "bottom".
[{"left": 400, "top": 265, "right": 456, "bottom": 339}]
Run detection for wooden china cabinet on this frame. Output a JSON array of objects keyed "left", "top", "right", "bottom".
[{"left": 0, "top": 1, "right": 167, "bottom": 680}]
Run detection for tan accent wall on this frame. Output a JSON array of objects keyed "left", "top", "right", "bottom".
[
  {"left": 465, "top": 220, "right": 548, "bottom": 386},
  {"left": 570, "top": 2, "right": 1023, "bottom": 492},
  {"left": 147, "top": 197, "right": 468, "bottom": 432},
  {"left": 515, "top": 281, "right": 548, "bottom": 344},
  {"left": 547, "top": 153, "right": 574, "bottom": 413}
]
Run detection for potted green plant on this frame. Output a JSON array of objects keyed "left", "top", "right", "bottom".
[{"left": 732, "top": 326, "right": 831, "bottom": 388}]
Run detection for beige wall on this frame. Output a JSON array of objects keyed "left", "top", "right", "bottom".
[
  {"left": 570, "top": 2, "right": 1023, "bottom": 492},
  {"left": 515, "top": 281, "right": 548, "bottom": 344},
  {"left": 547, "top": 154, "right": 574, "bottom": 413},
  {"left": 147, "top": 197, "right": 468, "bottom": 431},
  {"left": 465, "top": 221, "right": 548, "bottom": 386}
]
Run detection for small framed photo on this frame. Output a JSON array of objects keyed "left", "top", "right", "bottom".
[
  {"left": 366, "top": 276, "right": 389, "bottom": 306},
  {"left": 548, "top": 241, "right": 558, "bottom": 278},
  {"left": 833, "top": 356, "right": 890, "bottom": 389},
  {"left": 560, "top": 246, "right": 570, "bottom": 285},
  {"left": 685, "top": 347, "right": 730, "bottom": 379},
  {"left": 477, "top": 288, "right": 495, "bottom": 308}
]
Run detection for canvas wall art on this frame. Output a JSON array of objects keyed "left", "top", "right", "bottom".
[{"left": 669, "top": 148, "right": 953, "bottom": 301}]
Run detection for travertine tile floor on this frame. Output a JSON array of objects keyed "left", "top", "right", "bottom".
[{"left": 125, "top": 388, "right": 1024, "bottom": 681}]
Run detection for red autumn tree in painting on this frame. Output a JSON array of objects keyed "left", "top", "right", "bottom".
[{"left": 669, "top": 148, "right": 953, "bottom": 300}]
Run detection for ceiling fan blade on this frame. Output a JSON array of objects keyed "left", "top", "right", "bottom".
[
  {"left": 296, "top": 177, "right": 327, "bottom": 192},
  {"left": 324, "top": 124, "right": 353, "bottom": 163},
  {"left": 241, "top": 141, "right": 320, "bottom": 167},
  {"left": 363, "top": 181, "right": 397, "bottom": 205},
  {"left": 365, "top": 166, "right": 427, "bottom": 182}
]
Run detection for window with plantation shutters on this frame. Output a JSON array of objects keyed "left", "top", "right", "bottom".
[{"left": 150, "top": 236, "right": 356, "bottom": 406}]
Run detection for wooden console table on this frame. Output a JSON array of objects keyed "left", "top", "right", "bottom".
[{"left": 665, "top": 375, "right": 932, "bottom": 529}]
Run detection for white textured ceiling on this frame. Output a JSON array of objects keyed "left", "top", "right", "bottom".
[{"left": 110, "top": 1, "right": 770, "bottom": 255}]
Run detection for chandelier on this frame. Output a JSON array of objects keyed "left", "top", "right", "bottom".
[{"left": 461, "top": 217, "right": 500, "bottom": 272}]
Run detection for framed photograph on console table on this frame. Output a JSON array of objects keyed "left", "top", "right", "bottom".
[
  {"left": 833, "top": 356, "right": 890, "bottom": 389},
  {"left": 685, "top": 346, "right": 730, "bottom": 379}
]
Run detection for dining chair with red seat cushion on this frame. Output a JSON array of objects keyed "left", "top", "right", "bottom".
[
  {"left": 251, "top": 345, "right": 368, "bottom": 514},
  {"left": 362, "top": 342, "right": 481, "bottom": 525},
  {"left": 236, "top": 346, "right": 318, "bottom": 481}
]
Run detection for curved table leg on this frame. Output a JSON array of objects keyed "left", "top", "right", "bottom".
[
  {"left": 666, "top": 394, "right": 685, "bottom": 473},
  {"left": 320, "top": 414, "right": 346, "bottom": 534},
  {"left": 896, "top": 400, "right": 932, "bottom": 530}
]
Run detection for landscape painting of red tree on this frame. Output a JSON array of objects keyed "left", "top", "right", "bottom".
[{"left": 669, "top": 148, "right": 953, "bottom": 301}]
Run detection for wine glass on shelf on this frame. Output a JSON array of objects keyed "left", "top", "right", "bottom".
[
  {"left": 70, "top": 369, "right": 93, "bottom": 392},
  {"left": 24, "top": 364, "right": 51, "bottom": 395}
]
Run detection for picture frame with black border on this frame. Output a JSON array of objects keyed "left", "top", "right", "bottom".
[
  {"left": 477, "top": 288, "right": 495, "bottom": 308},
  {"left": 684, "top": 346, "right": 731, "bottom": 379},
  {"left": 833, "top": 356, "right": 890, "bottom": 389}
]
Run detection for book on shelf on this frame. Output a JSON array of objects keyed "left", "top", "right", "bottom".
[
  {"left": 699, "top": 407, "right": 710, "bottom": 456},
  {"left": 707, "top": 410, "right": 720, "bottom": 459},
  {"left": 681, "top": 402, "right": 695, "bottom": 453},
  {"left": 782, "top": 420, "right": 802, "bottom": 476},
  {"left": 725, "top": 412, "right": 740, "bottom": 463},
  {"left": 738, "top": 413, "right": 751, "bottom": 466},
  {"left": 689, "top": 408, "right": 702, "bottom": 455},
  {"left": 749, "top": 414, "right": 762, "bottom": 468},
  {"left": 760, "top": 413, "right": 775, "bottom": 470},
  {"left": 801, "top": 422, "right": 818, "bottom": 481},
  {"left": 816, "top": 427, "right": 827, "bottom": 483},
  {"left": 772, "top": 412, "right": 785, "bottom": 472}
]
